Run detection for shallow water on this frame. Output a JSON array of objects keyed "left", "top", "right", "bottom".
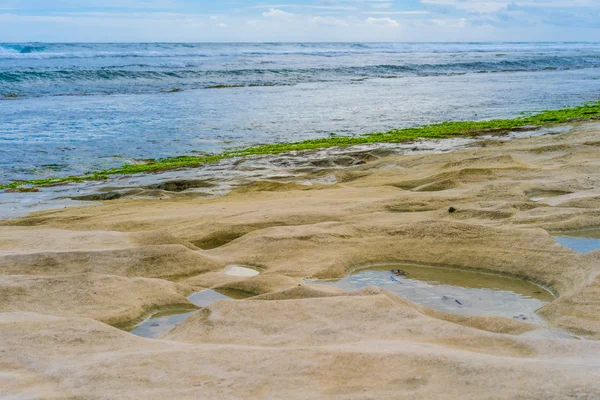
[
  {"left": 129, "top": 309, "right": 196, "bottom": 339},
  {"left": 129, "top": 289, "right": 250, "bottom": 339},
  {"left": 315, "top": 264, "right": 553, "bottom": 324},
  {"left": 553, "top": 230, "right": 600, "bottom": 253}
]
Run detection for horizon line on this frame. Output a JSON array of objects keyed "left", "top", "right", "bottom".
[{"left": 3, "top": 41, "right": 600, "bottom": 44}]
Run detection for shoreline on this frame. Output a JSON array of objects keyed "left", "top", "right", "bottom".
[
  {"left": 2, "top": 100, "right": 598, "bottom": 190},
  {"left": 0, "top": 124, "right": 572, "bottom": 220}
]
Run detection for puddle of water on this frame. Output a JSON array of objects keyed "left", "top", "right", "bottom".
[
  {"left": 313, "top": 264, "right": 553, "bottom": 324},
  {"left": 553, "top": 229, "right": 600, "bottom": 253},
  {"left": 527, "top": 190, "right": 570, "bottom": 202},
  {"left": 129, "top": 289, "right": 251, "bottom": 339},
  {"left": 224, "top": 265, "right": 260, "bottom": 277},
  {"left": 128, "top": 308, "right": 196, "bottom": 339}
]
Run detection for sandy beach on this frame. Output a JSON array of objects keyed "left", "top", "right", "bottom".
[{"left": 1, "top": 121, "right": 600, "bottom": 398}]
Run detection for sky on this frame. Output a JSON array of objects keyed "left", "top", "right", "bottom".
[{"left": 0, "top": 0, "right": 599, "bottom": 42}]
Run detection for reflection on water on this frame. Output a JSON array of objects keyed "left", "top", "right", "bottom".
[
  {"left": 314, "top": 265, "right": 553, "bottom": 324},
  {"left": 129, "top": 289, "right": 251, "bottom": 339},
  {"left": 553, "top": 230, "right": 600, "bottom": 253},
  {"left": 129, "top": 309, "right": 195, "bottom": 339},
  {"left": 188, "top": 289, "right": 232, "bottom": 307}
]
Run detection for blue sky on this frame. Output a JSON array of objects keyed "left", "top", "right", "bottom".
[{"left": 0, "top": 0, "right": 599, "bottom": 42}]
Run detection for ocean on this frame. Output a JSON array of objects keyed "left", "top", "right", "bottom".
[{"left": 1, "top": 42, "right": 600, "bottom": 184}]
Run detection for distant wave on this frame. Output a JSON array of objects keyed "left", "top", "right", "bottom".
[
  {"left": 0, "top": 49, "right": 209, "bottom": 60},
  {"left": 2, "top": 43, "right": 600, "bottom": 99},
  {"left": 0, "top": 49, "right": 402, "bottom": 60},
  {"left": 1, "top": 42, "right": 599, "bottom": 60},
  {"left": 0, "top": 43, "right": 360, "bottom": 60},
  {"left": 2, "top": 57, "right": 598, "bottom": 84},
  {"left": 0, "top": 44, "right": 47, "bottom": 54}
]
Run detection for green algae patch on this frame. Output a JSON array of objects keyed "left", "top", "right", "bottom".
[
  {"left": 229, "top": 100, "right": 600, "bottom": 157},
  {"left": 2, "top": 101, "right": 600, "bottom": 190}
]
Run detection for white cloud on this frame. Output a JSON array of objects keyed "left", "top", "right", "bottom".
[
  {"left": 1, "top": 0, "right": 599, "bottom": 42},
  {"left": 423, "top": 0, "right": 598, "bottom": 11},
  {"left": 4, "top": 0, "right": 180, "bottom": 10},
  {"left": 262, "top": 8, "right": 294, "bottom": 18},
  {"left": 249, "top": 4, "right": 356, "bottom": 11},
  {"left": 420, "top": 0, "right": 509, "bottom": 13},
  {"left": 371, "top": 3, "right": 392, "bottom": 9},
  {"left": 310, "top": 16, "right": 348, "bottom": 27},
  {"left": 420, "top": 0, "right": 598, "bottom": 14},
  {"left": 365, "top": 16, "right": 399, "bottom": 26},
  {"left": 418, "top": 0, "right": 600, "bottom": 30},
  {"left": 363, "top": 11, "right": 431, "bottom": 15},
  {"left": 428, "top": 17, "right": 468, "bottom": 28}
]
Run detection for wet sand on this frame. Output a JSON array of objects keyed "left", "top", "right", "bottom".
[{"left": 2, "top": 121, "right": 600, "bottom": 399}]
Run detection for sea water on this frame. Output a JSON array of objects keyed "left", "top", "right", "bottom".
[{"left": 2, "top": 42, "right": 600, "bottom": 184}]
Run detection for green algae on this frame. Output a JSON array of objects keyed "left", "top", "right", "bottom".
[{"left": 2, "top": 101, "right": 600, "bottom": 190}]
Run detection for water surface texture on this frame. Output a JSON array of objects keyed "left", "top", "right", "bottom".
[
  {"left": 316, "top": 265, "right": 553, "bottom": 324},
  {"left": 129, "top": 309, "right": 196, "bottom": 339},
  {"left": 1, "top": 42, "right": 600, "bottom": 184}
]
